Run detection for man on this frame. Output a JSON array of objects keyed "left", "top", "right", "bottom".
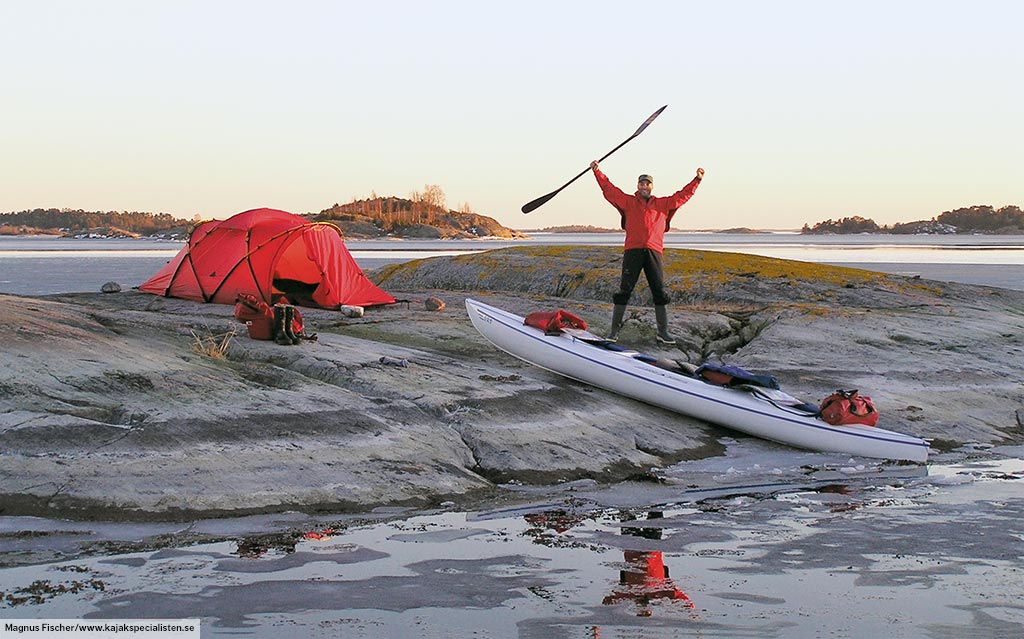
[{"left": 590, "top": 160, "right": 704, "bottom": 343}]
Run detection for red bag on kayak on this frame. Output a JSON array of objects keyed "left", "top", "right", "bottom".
[
  {"left": 819, "top": 390, "right": 879, "bottom": 427},
  {"left": 524, "top": 309, "right": 588, "bottom": 334}
]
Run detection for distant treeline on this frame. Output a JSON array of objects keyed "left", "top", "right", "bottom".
[
  {"left": 317, "top": 194, "right": 456, "bottom": 230},
  {"left": 315, "top": 187, "right": 523, "bottom": 239},
  {"left": 0, "top": 208, "right": 191, "bottom": 236},
  {"left": 0, "top": 193, "right": 523, "bottom": 240},
  {"left": 803, "top": 205, "right": 1024, "bottom": 235}
]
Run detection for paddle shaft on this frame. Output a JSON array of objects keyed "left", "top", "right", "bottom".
[{"left": 521, "top": 105, "right": 667, "bottom": 214}]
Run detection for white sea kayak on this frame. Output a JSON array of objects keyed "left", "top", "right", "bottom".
[{"left": 466, "top": 298, "right": 929, "bottom": 463}]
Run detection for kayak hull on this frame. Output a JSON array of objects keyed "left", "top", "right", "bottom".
[{"left": 466, "top": 298, "right": 928, "bottom": 463}]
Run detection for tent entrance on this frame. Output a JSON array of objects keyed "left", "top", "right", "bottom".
[{"left": 272, "top": 232, "right": 323, "bottom": 306}]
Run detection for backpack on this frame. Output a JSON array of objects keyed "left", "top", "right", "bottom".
[
  {"left": 819, "top": 390, "right": 879, "bottom": 427},
  {"left": 234, "top": 294, "right": 275, "bottom": 340}
]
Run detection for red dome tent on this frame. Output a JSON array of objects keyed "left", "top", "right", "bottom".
[{"left": 140, "top": 208, "right": 395, "bottom": 308}]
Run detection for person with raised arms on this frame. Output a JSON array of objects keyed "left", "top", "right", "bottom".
[{"left": 590, "top": 161, "right": 704, "bottom": 343}]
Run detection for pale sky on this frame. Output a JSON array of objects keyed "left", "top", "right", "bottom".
[{"left": 2, "top": 1, "right": 1021, "bottom": 230}]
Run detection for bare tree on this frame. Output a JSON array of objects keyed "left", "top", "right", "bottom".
[{"left": 422, "top": 185, "right": 446, "bottom": 210}]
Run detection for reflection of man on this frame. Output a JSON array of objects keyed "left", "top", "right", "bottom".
[
  {"left": 602, "top": 512, "right": 694, "bottom": 617},
  {"left": 602, "top": 550, "right": 693, "bottom": 616}
]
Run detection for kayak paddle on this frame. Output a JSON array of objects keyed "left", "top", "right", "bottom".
[{"left": 521, "top": 105, "right": 668, "bottom": 214}]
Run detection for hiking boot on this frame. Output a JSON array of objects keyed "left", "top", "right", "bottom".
[
  {"left": 655, "top": 305, "right": 676, "bottom": 345},
  {"left": 283, "top": 305, "right": 301, "bottom": 344},
  {"left": 606, "top": 303, "right": 627, "bottom": 343},
  {"left": 274, "top": 305, "right": 292, "bottom": 345}
]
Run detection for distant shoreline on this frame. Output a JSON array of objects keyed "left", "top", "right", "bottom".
[
  {"left": 8, "top": 227, "right": 1024, "bottom": 240},
  {"left": 3, "top": 233, "right": 1023, "bottom": 296}
]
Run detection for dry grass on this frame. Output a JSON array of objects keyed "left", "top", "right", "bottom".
[{"left": 189, "top": 327, "right": 236, "bottom": 359}]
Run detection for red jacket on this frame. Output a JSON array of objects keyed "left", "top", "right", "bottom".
[{"left": 593, "top": 168, "right": 700, "bottom": 253}]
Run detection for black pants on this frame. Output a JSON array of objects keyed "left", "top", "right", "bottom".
[{"left": 614, "top": 248, "right": 670, "bottom": 306}]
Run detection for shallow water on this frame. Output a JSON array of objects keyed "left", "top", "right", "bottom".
[{"left": 2, "top": 443, "right": 1022, "bottom": 638}]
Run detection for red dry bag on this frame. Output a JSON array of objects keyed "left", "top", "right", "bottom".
[
  {"left": 819, "top": 390, "right": 879, "bottom": 427},
  {"left": 524, "top": 309, "right": 588, "bottom": 334}
]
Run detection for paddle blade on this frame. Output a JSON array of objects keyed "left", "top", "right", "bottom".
[
  {"left": 631, "top": 104, "right": 668, "bottom": 138},
  {"left": 521, "top": 190, "right": 558, "bottom": 214},
  {"left": 521, "top": 165, "right": 592, "bottom": 213}
]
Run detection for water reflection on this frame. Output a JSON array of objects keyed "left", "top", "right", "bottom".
[
  {"left": 523, "top": 509, "right": 587, "bottom": 533},
  {"left": 521, "top": 508, "right": 599, "bottom": 550},
  {"left": 234, "top": 532, "right": 301, "bottom": 558},
  {"left": 604, "top": 511, "right": 694, "bottom": 617},
  {"left": 233, "top": 528, "right": 338, "bottom": 558},
  {"left": 2, "top": 453, "right": 1021, "bottom": 637}
]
